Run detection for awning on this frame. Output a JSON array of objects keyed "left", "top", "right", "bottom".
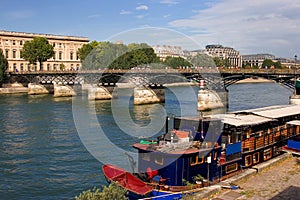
[
  {"left": 286, "top": 120, "right": 300, "bottom": 126},
  {"left": 213, "top": 114, "right": 273, "bottom": 127}
]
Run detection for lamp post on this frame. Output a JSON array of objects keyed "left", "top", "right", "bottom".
[{"left": 295, "top": 55, "right": 298, "bottom": 95}]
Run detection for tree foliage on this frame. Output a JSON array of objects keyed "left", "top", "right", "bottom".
[
  {"left": 81, "top": 41, "right": 160, "bottom": 70},
  {"left": 0, "top": 49, "right": 8, "bottom": 87},
  {"left": 213, "top": 57, "right": 223, "bottom": 67},
  {"left": 262, "top": 59, "right": 282, "bottom": 69},
  {"left": 77, "top": 40, "right": 99, "bottom": 61},
  {"left": 75, "top": 182, "right": 128, "bottom": 200},
  {"left": 164, "top": 56, "right": 191, "bottom": 69},
  {"left": 187, "top": 53, "right": 216, "bottom": 68},
  {"left": 20, "top": 37, "right": 54, "bottom": 69}
]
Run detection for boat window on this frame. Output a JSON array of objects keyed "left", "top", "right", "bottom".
[
  {"left": 141, "top": 153, "right": 150, "bottom": 161},
  {"left": 263, "top": 148, "right": 272, "bottom": 161},
  {"left": 154, "top": 155, "right": 164, "bottom": 165},
  {"left": 190, "top": 155, "right": 204, "bottom": 166},
  {"left": 214, "top": 152, "right": 218, "bottom": 160},
  {"left": 225, "top": 163, "right": 238, "bottom": 174},
  {"left": 245, "top": 155, "right": 252, "bottom": 167},
  {"left": 253, "top": 152, "right": 259, "bottom": 164}
]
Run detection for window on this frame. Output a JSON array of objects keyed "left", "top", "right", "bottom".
[
  {"left": 70, "top": 52, "right": 73, "bottom": 60},
  {"left": 59, "top": 52, "right": 62, "bottom": 60},
  {"left": 225, "top": 163, "right": 238, "bottom": 174},
  {"left": 76, "top": 52, "right": 79, "bottom": 60},
  {"left": 5, "top": 50, "right": 9, "bottom": 58},
  {"left": 141, "top": 153, "right": 150, "bottom": 161},
  {"left": 253, "top": 152, "right": 259, "bottom": 164},
  {"left": 154, "top": 155, "right": 164, "bottom": 165},
  {"left": 47, "top": 64, "right": 50, "bottom": 71},
  {"left": 12, "top": 50, "right": 16, "bottom": 58},
  {"left": 20, "top": 40, "right": 23, "bottom": 45},
  {"left": 263, "top": 148, "right": 272, "bottom": 161},
  {"left": 13, "top": 63, "right": 17, "bottom": 72},
  {"left": 20, "top": 63, "right": 24, "bottom": 71},
  {"left": 245, "top": 155, "right": 252, "bottom": 167},
  {"left": 12, "top": 40, "right": 16, "bottom": 45},
  {"left": 190, "top": 155, "right": 204, "bottom": 166},
  {"left": 53, "top": 52, "right": 56, "bottom": 60},
  {"left": 5, "top": 40, "right": 9, "bottom": 45}
]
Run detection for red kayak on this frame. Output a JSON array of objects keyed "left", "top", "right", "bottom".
[{"left": 102, "top": 164, "right": 152, "bottom": 196}]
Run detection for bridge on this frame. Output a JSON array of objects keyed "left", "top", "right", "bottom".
[{"left": 8, "top": 69, "right": 300, "bottom": 90}]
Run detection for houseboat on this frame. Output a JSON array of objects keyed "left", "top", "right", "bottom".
[{"left": 102, "top": 104, "right": 300, "bottom": 199}]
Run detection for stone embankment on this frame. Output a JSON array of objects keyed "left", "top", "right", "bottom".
[
  {"left": 190, "top": 153, "right": 300, "bottom": 200},
  {"left": 0, "top": 83, "right": 28, "bottom": 94}
]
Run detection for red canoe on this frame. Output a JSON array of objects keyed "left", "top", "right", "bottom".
[{"left": 102, "top": 164, "right": 152, "bottom": 196}]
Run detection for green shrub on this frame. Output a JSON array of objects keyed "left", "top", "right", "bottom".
[{"left": 75, "top": 182, "right": 128, "bottom": 200}]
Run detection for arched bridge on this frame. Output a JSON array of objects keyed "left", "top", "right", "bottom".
[{"left": 8, "top": 69, "right": 300, "bottom": 91}]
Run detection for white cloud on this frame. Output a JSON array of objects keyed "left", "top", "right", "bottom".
[
  {"left": 120, "top": 10, "right": 132, "bottom": 15},
  {"left": 136, "top": 14, "right": 147, "bottom": 19},
  {"left": 87, "top": 14, "right": 100, "bottom": 18},
  {"left": 160, "top": 0, "right": 179, "bottom": 5},
  {"left": 136, "top": 5, "right": 149, "bottom": 11},
  {"left": 169, "top": 0, "right": 300, "bottom": 56}
]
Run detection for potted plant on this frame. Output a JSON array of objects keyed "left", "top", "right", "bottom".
[{"left": 192, "top": 174, "right": 204, "bottom": 186}]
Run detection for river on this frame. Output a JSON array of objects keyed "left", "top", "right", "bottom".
[{"left": 0, "top": 83, "right": 292, "bottom": 200}]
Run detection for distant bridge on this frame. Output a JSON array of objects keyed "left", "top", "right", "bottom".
[{"left": 8, "top": 69, "right": 300, "bottom": 91}]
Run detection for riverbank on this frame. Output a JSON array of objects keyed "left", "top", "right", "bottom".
[
  {"left": 235, "top": 77, "right": 275, "bottom": 84},
  {"left": 190, "top": 153, "right": 300, "bottom": 200},
  {"left": 0, "top": 83, "right": 28, "bottom": 94}
]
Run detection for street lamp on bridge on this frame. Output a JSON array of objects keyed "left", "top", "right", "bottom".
[{"left": 295, "top": 54, "right": 298, "bottom": 95}]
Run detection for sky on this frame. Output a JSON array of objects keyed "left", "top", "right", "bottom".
[{"left": 1, "top": 0, "right": 299, "bottom": 58}]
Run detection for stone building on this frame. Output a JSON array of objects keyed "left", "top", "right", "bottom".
[
  {"left": 0, "top": 30, "right": 89, "bottom": 72},
  {"left": 242, "top": 54, "right": 276, "bottom": 68},
  {"left": 205, "top": 44, "right": 242, "bottom": 67},
  {"left": 152, "top": 45, "right": 184, "bottom": 61}
]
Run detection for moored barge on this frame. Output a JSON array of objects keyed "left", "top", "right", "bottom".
[{"left": 103, "top": 104, "right": 300, "bottom": 199}]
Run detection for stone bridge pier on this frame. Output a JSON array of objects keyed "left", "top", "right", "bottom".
[{"left": 133, "top": 86, "right": 165, "bottom": 105}]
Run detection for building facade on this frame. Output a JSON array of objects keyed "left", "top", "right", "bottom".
[
  {"left": 242, "top": 54, "right": 276, "bottom": 68},
  {"left": 0, "top": 30, "right": 89, "bottom": 72},
  {"left": 205, "top": 44, "right": 242, "bottom": 67},
  {"left": 152, "top": 45, "right": 184, "bottom": 61}
]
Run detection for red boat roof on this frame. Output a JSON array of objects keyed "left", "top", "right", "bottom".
[{"left": 102, "top": 164, "right": 152, "bottom": 196}]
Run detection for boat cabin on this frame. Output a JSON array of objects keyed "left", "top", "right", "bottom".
[{"left": 132, "top": 105, "right": 300, "bottom": 187}]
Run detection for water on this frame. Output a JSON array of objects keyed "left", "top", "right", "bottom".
[{"left": 0, "top": 83, "right": 292, "bottom": 200}]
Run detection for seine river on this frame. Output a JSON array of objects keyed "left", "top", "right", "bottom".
[{"left": 0, "top": 83, "right": 292, "bottom": 200}]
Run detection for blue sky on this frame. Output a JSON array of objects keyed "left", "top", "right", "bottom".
[{"left": 1, "top": 0, "right": 299, "bottom": 57}]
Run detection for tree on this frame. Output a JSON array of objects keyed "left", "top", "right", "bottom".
[
  {"left": 273, "top": 61, "right": 282, "bottom": 69},
  {"left": 78, "top": 40, "right": 99, "bottom": 61},
  {"left": 21, "top": 37, "right": 54, "bottom": 70},
  {"left": 187, "top": 53, "right": 216, "bottom": 68},
  {"left": 213, "top": 57, "right": 223, "bottom": 67},
  {"left": 262, "top": 59, "right": 274, "bottom": 68},
  {"left": 164, "top": 56, "right": 191, "bottom": 69},
  {"left": 75, "top": 182, "right": 128, "bottom": 200},
  {"left": 0, "top": 49, "right": 8, "bottom": 87}
]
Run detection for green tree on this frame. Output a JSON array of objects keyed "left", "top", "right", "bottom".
[
  {"left": 187, "top": 53, "right": 216, "bottom": 68},
  {"left": 75, "top": 182, "right": 128, "bottom": 200},
  {"left": 164, "top": 56, "right": 191, "bottom": 69},
  {"left": 78, "top": 40, "right": 99, "bottom": 61},
  {"left": 213, "top": 57, "right": 223, "bottom": 67},
  {"left": 273, "top": 61, "right": 282, "bottom": 69},
  {"left": 21, "top": 37, "right": 54, "bottom": 71},
  {"left": 0, "top": 49, "right": 8, "bottom": 87},
  {"left": 262, "top": 59, "right": 274, "bottom": 68},
  {"left": 223, "top": 58, "right": 231, "bottom": 68}
]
